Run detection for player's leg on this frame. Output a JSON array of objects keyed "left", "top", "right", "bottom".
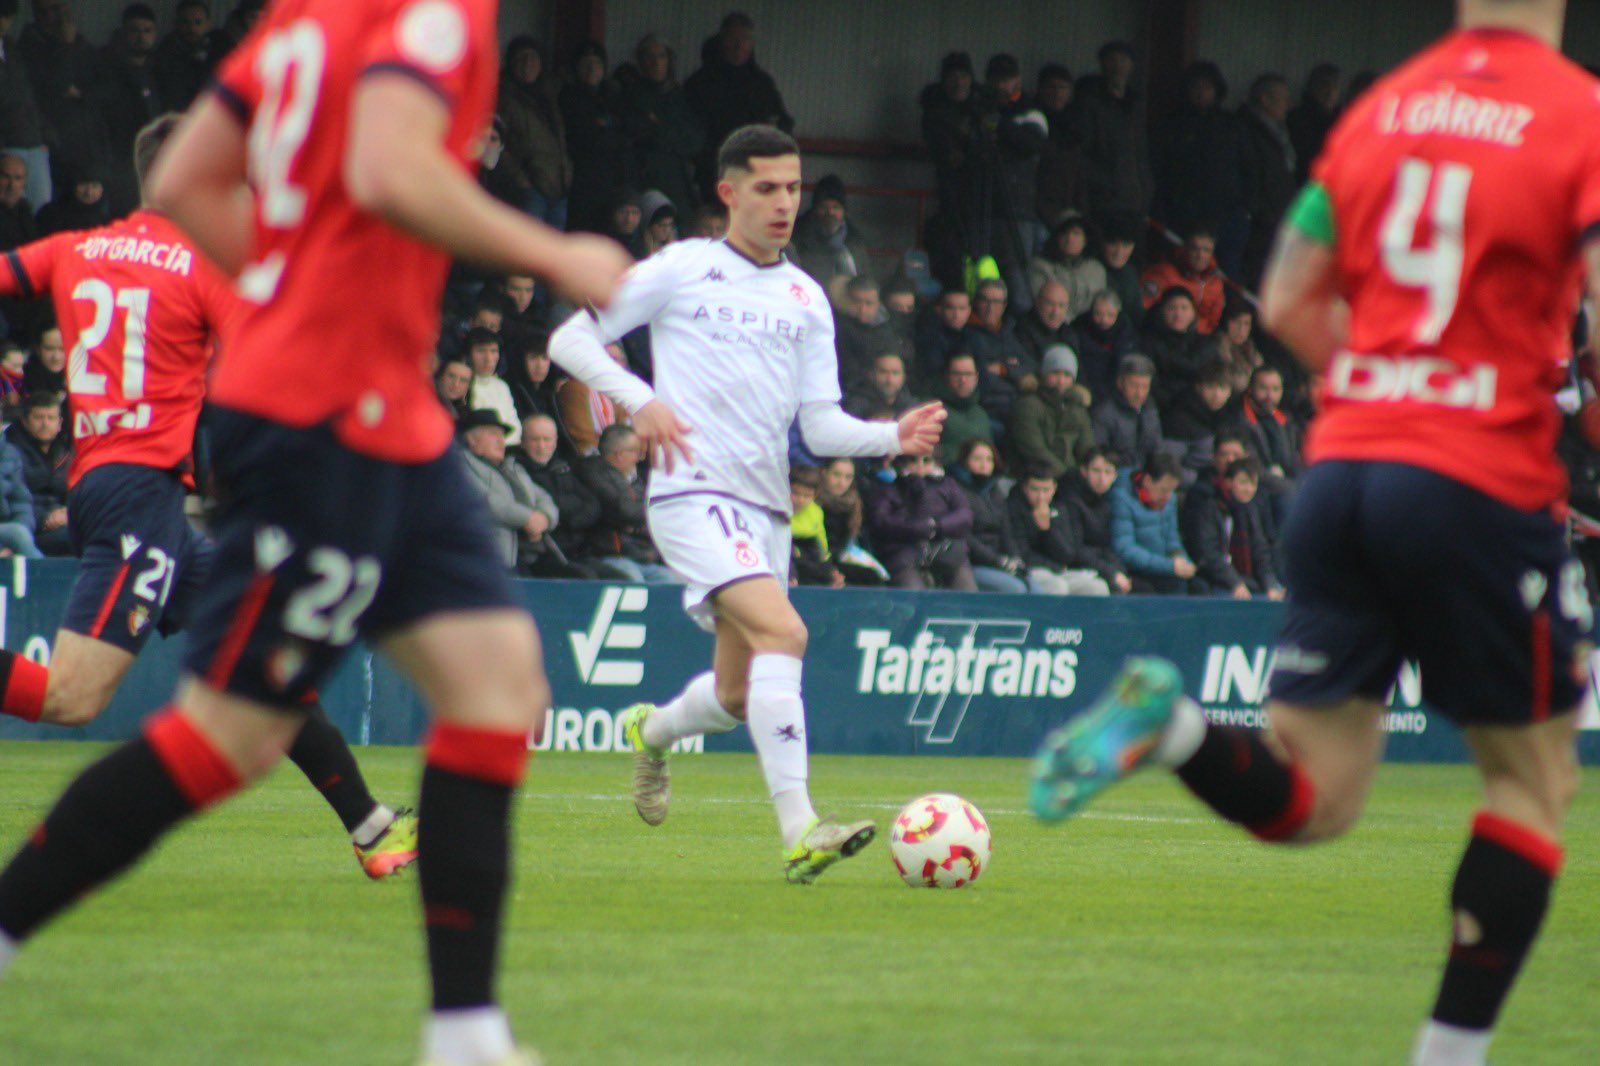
[
  {"left": 286, "top": 700, "right": 418, "bottom": 878},
  {"left": 1412, "top": 714, "right": 1581, "bottom": 1066},
  {"left": 0, "top": 630, "right": 133, "bottom": 726}
]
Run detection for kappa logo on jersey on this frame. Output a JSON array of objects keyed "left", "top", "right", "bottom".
[
  {"left": 702, "top": 268, "right": 727, "bottom": 283},
  {"left": 570, "top": 586, "right": 647, "bottom": 685},
  {"left": 253, "top": 526, "right": 295, "bottom": 573},
  {"left": 788, "top": 283, "right": 810, "bottom": 306}
]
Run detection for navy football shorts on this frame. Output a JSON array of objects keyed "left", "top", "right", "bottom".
[
  {"left": 180, "top": 407, "right": 518, "bottom": 709},
  {"left": 62, "top": 464, "right": 213, "bottom": 655},
  {"left": 1268, "top": 461, "right": 1591, "bottom": 726}
]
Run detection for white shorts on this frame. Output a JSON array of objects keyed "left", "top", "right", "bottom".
[{"left": 647, "top": 494, "right": 792, "bottom": 633}]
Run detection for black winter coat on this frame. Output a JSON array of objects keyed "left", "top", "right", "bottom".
[
  {"left": 1059, "top": 473, "right": 1125, "bottom": 582},
  {"left": 517, "top": 453, "right": 602, "bottom": 560},
  {"left": 1180, "top": 478, "right": 1280, "bottom": 593}
]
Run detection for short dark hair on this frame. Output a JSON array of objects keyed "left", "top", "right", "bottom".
[
  {"left": 21, "top": 390, "right": 60, "bottom": 415},
  {"left": 873, "top": 351, "right": 904, "bottom": 368},
  {"left": 123, "top": 3, "right": 157, "bottom": 22},
  {"left": 1185, "top": 226, "right": 1216, "bottom": 244},
  {"left": 1224, "top": 456, "right": 1263, "bottom": 481},
  {"left": 176, "top": 0, "right": 209, "bottom": 14},
  {"left": 956, "top": 437, "right": 998, "bottom": 470},
  {"left": 938, "top": 287, "right": 969, "bottom": 303},
  {"left": 1249, "top": 73, "right": 1290, "bottom": 102},
  {"left": 437, "top": 354, "right": 472, "bottom": 374},
  {"left": 944, "top": 351, "right": 977, "bottom": 372},
  {"left": 464, "top": 327, "right": 500, "bottom": 352},
  {"left": 598, "top": 423, "right": 638, "bottom": 456},
  {"left": 1024, "top": 464, "right": 1059, "bottom": 484},
  {"left": 1195, "top": 362, "right": 1231, "bottom": 389},
  {"left": 1038, "top": 63, "right": 1072, "bottom": 87},
  {"left": 1098, "top": 41, "right": 1136, "bottom": 64},
  {"left": 1249, "top": 364, "right": 1283, "bottom": 388},
  {"left": 720, "top": 11, "right": 754, "bottom": 32},
  {"left": 1142, "top": 451, "right": 1183, "bottom": 482},
  {"left": 717, "top": 124, "right": 798, "bottom": 178},
  {"left": 1214, "top": 429, "right": 1253, "bottom": 455},
  {"left": 845, "top": 274, "right": 879, "bottom": 297},
  {"left": 471, "top": 299, "right": 503, "bottom": 320},
  {"left": 1118, "top": 353, "right": 1155, "bottom": 379},
  {"left": 985, "top": 53, "right": 1020, "bottom": 82},
  {"left": 133, "top": 113, "right": 183, "bottom": 191},
  {"left": 1080, "top": 445, "right": 1119, "bottom": 469},
  {"left": 790, "top": 465, "right": 822, "bottom": 491}
]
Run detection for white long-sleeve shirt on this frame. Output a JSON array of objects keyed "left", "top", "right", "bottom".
[{"left": 549, "top": 238, "right": 900, "bottom": 514}]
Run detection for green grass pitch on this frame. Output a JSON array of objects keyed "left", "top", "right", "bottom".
[{"left": 0, "top": 740, "right": 1595, "bottom": 1064}]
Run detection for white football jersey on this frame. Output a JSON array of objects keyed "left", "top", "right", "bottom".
[{"left": 591, "top": 239, "right": 846, "bottom": 514}]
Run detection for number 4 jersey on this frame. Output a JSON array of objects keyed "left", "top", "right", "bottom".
[
  {"left": 0, "top": 210, "right": 243, "bottom": 488},
  {"left": 1296, "top": 26, "right": 1600, "bottom": 512}
]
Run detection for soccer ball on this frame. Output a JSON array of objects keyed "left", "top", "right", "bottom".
[{"left": 889, "top": 793, "right": 991, "bottom": 888}]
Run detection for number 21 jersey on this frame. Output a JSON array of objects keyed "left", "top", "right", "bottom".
[
  {"left": 209, "top": 0, "right": 498, "bottom": 463},
  {"left": 1310, "top": 27, "right": 1600, "bottom": 511}
]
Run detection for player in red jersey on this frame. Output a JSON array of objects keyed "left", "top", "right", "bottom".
[
  {"left": 1030, "top": 3, "right": 1592, "bottom": 1063},
  {"left": 0, "top": 114, "right": 420, "bottom": 879},
  {"left": 0, "top": 1, "right": 629, "bottom": 1062}
]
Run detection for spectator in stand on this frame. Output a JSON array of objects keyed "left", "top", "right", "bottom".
[
  {"left": 616, "top": 35, "right": 703, "bottom": 220},
  {"left": 217, "top": 0, "right": 262, "bottom": 50},
  {"left": 920, "top": 51, "right": 985, "bottom": 276},
  {"left": 684, "top": 11, "right": 793, "bottom": 195},
  {"left": 1072, "top": 41, "right": 1151, "bottom": 217},
  {"left": 1289, "top": 64, "right": 1342, "bottom": 183},
  {"left": 20, "top": 0, "right": 109, "bottom": 198},
  {"left": 845, "top": 352, "right": 918, "bottom": 419},
  {"left": 499, "top": 37, "right": 572, "bottom": 230},
  {"left": 602, "top": 190, "right": 646, "bottom": 258},
  {"left": 866, "top": 452, "right": 977, "bottom": 590},
  {"left": 152, "top": 0, "right": 229, "bottom": 111},
  {"left": 816, "top": 457, "right": 884, "bottom": 585},
  {"left": 458, "top": 409, "right": 559, "bottom": 575},
  {"left": 579, "top": 423, "right": 674, "bottom": 583},
  {"left": 0, "top": 344, "right": 26, "bottom": 420},
  {"left": 953, "top": 438, "right": 1028, "bottom": 594},
  {"left": 24, "top": 325, "right": 64, "bottom": 400},
  {"left": 1070, "top": 289, "right": 1137, "bottom": 402},
  {"left": 1015, "top": 279, "right": 1075, "bottom": 367},
  {"left": 881, "top": 278, "right": 917, "bottom": 351},
  {"left": 1139, "top": 227, "right": 1226, "bottom": 335},
  {"left": 1006, "top": 466, "right": 1111, "bottom": 595},
  {"left": 1027, "top": 213, "right": 1107, "bottom": 322},
  {"left": 685, "top": 202, "right": 727, "bottom": 239},
  {"left": 1034, "top": 63, "right": 1088, "bottom": 228},
  {"left": 506, "top": 336, "right": 559, "bottom": 424},
  {"left": 835, "top": 275, "right": 903, "bottom": 388},
  {"left": 1206, "top": 301, "right": 1265, "bottom": 394},
  {"left": 35, "top": 165, "right": 109, "bottom": 235},
  {"left": 558, "top": 343, "right": 626, "bottom": 456},
  {"left": 1181, "top": 455, "right": 1283, "bottom": 600},
  {"left": 1242, "top": 363, "right": 1303, "bottom": 491},
  {"left": 561, "top": 40, "right": 633, "bottom": 234},
  {"left": 791, "top": 174, "right": 869, "bottom": 286},
  {"left": 1060, "top": 446, "right": 1133, "bottom": 593},
  {"left": 914, "top": 286, "right": 973, "bottom": 386},
  {"left": 435, "top": 355, "right": 474, "bottom": 423},
  {"left": 463, "top": 327, "right": 521, "bottom": 445},
  {"left": 498, "top": 274, "right": 545, "bottom": 358},
  {"left": 1239, "top": 73, "right": 1297, "bottom": 287},
  {"left": 1098, "top": 210, "right": 1144, "bottom": 318},
  {"left": 1152, "top": 60, "right": 1249, "bottom": 277},
  {"left": 0, "top": 421, "right": 38, "bottom": 557},
  {"left": 789, "top": 466, "right": 844, "bottom": 588},
  {"left": 968, "top": 278, "right": 1034, "bottom": 421},
  {"left": 638, "top": 194, "right": 678, "bottom": 257},
  {"left": 1092, "top": 354, "right": 1162, "bottom": 470},
  {"left": 0, "top": 153, "right": 34, "bottom": 249},
  {"left": 5, "top": 391, "right": 67, "bottom": 555},
  {"left": 1008, "top": 345, "right": 1093, "bottom": 479},
  {"left": 515, "top": 413, "right": 603, "bottom": 577},
  {"left": 933, "top": 352, "right": 993, "bottom": 465},
  {"left": 980, "top": 52, "right": 1049, "bottom": 304},
  {"left": 93, "top": 4, "right": 161, "bottom": 215},
  {"left": 1111, "top": 451, "right": 1194, "bottom": 594},
  {"left": 0, "top": 1, "right": 50, "bottom": 211},
  {"left": 1143, "top": 286, "right": 1210, "bottom": 408},
  {"left": 1164, "top": 361, "right": 1245, "bottom": 476}
]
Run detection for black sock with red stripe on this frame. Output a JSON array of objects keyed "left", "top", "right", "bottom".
[
  {"left": 1174, "top": 725, "right": 1314, "bottom": 841},
  {"left": 287, "top": 703, "right": 379, "bottom": 834},
  {"left": 0, "top": 649, "right": 47, "bottom": 722},
  {"left": 419, "top": 723, "right": 529, "bottom": 1010},
  {"left": 1429, "top": 812, "right": 1562, "bottom": 1032},
  {"left": 0, "top": 709, "right": 240, "bottom": 942}
]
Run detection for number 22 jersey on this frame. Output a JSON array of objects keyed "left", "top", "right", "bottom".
[{"left": 1308, "top": 27, "right": 1600, "bottom": 511}]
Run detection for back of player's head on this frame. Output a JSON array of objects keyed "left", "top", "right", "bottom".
[
  {"left": 717, "top": 125, "right": 799, "bottom": 179},
  {"left": 133, "top": 113, "right": 183, "bottom": 195}
]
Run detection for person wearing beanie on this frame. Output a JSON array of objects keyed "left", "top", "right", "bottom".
[
  {"left": 791, "top": 173, "right": 869, "bottom": 284},
  {"left": 1007, "top": 343, "right": 1094, "bottom": 479}
]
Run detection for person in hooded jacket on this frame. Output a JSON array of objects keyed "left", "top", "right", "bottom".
[
  {"left": 1068, "top": 289, "right": 1137, "bottom": 402},
  {"left": 498, "top": 37, "right": 572, "bottom": 229},
  {"left": 683, "top": 12, "right": 793, "bottom": 195},
  {"left": 560, "top": 40, "right": 635, "bottom": 234},
  {"left": 865, "top": 452, "right": 978, "bottom": 591},
  {"left": 1026, "top": 213, "right": 1107, "bottom": 321},
  {"left": 1151, "top": 61, "right": 1250, "bottom": 276},
  {"left": 615, "top": 35, "right": 703, "bottom": 219},
  {"left": 1142, "top": 286, "right": 1211, "bottom": 410}
]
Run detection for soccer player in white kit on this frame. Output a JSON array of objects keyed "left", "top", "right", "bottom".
[{"left": 549, "top": 126, "right": 945, "bottom": 883}]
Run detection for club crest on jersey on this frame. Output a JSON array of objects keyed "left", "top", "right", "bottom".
[
  {"left": 265, "top": 641, "right": 308, "bottom": 692},
  {"left": 734, "top": 541, "right": 759, "bottom": 568},
  {"left": 119, "top": 533, "right": 143, "bottom": 560},
  {"left": 127, "top": 605, "right": 151, "bottom": 637},
  {"left": 254, "top": 526, "right": 295, "bottom": 573},
  {"left": 788, "top": 283, "right": 810, "bottom": 306}
]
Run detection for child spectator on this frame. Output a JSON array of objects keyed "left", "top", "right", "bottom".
[
  {"left": 1110, "top": 451, "right": 1195, "bottom": 593},
  {"left": 953, "top": 438, "right": 1027, "bottom": 594},
  {"left": 1060, "top": 446, "right": 1133, "bottom": 593},
  {"left": 789, "top": 466, "right": 843, "bottom": 587},
  {"left": 1181, "top": 455, "right": 1284, "bottom": 600},
  {"left": 1005, "top": 466, "right": 1111, "bottom": 595}
]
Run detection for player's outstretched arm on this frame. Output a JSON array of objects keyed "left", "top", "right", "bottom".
[
  {"left": 796, "top": 400, "right": 942, "bottom": 459},
  {"left": 1260, "top": 226, "right": 1346, "bottom": 373},
  {"left": 345, "top": 74, "right": 629, "bottom": 309},
  {"left": 147, "top": 94, "right": 256, "bottom": 275}
]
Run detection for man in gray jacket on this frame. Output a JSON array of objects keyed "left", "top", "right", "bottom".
[{"left": 459, "top": 408, "right": 559, "bottom": 573}]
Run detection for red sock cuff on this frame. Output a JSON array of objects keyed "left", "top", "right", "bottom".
[
  {"left": 1249, "top": 762, "right": 1316, "bottom": 842},
  {"left": 1472, "top": 811, "right": 1564, "bottom": 876},
  {"left": 425, "top": 723, "right": 530, "bottom": 787},
  {"left": 1, "top": 656, "right": 47, "bottom": 722},
  {"left": 143, "top": 708, "right": 244, "bottom": 809}
]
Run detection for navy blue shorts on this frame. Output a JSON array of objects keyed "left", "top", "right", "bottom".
[
  {"left": 61, "top": 464, "right": 212, "bottom": 655},
  {"left": 1268, "top": 461, "right": 1591, "bottom": 726},
  {"left": 180, "top": 408, "right": 517, "bottom": 709}
]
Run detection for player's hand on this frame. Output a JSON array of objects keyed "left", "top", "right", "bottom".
[
  {"left": 549, "top": 233, "right": 632, "bottom": 309},
  {"left": 896, "top": 402, "right": 947, "bottom": 457},
  {"left": 633, "top": 399, "right": 694, "bottom": 474}
]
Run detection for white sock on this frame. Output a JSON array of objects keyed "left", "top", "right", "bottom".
[
  {"left": 0, "top": 930, "right": 16, "bottom": 978},
  {"left": 1154, "top": 696, "right": 1208, "bottom": 768},
  {"left": 1411, "top": 1021, "right": 1492, "bottom": 1066},
  {"left": 424, "top": 1006, "right": 515, "bottom": 1064},
  {"left": 641, "top": 672, "right": 740, "bottom": 749},
  {"left": 350, "top": 804, "right": 396, "bottom": 849},
  {"left": 746, "top": 653, "right": 816, "bottom": 848}
]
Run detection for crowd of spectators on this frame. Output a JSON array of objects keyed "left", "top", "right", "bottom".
[{"left": 1, "top": 5, "right": 1588, "bottom": 599}]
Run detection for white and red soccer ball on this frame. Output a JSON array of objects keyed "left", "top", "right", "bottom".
[{"left": 889, "top": 793, "right": 991, "bottom": 888}]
